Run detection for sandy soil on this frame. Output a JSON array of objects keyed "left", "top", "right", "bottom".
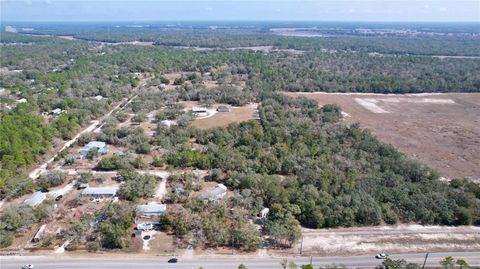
[
  {"left": 285, "top": 92, "right": 480, "bottom": 181},
  {"left": 192, "top": 103, "right": 258, "bottom": 129},
  {"left": 293, "top": 225, "right": 480, "bottom": 256}
]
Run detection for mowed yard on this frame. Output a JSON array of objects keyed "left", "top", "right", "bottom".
[{"left": 284, "top": 92, "right": 480, "bottom": 181}]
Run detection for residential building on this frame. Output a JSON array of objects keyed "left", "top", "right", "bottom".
[
  {"left": 24, "top": 191, "right": 47, "bottom": 207},
  {"left": 200, "top": 183, "right": 228, "bottom": 202},
  {"left": 79, "top": 141, "right": 108, "bottom": 157},
  {"left": 136, "top": 203, "right": 167, "bottom": 217},
  {"left": 82, "top": 186, "right": 118, "bottom": 198},
  {"left": 192, "top": 107, "right": 207, "bottom": 113}
]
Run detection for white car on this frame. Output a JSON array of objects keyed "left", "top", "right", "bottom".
[
  {"left": 375, "top": 253, "right": 389, "bottom": 259},
  {"left": 22, "top": 265, "right": 34, "bottom": 269}
]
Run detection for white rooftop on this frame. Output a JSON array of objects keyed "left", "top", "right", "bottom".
[
  {"left": 24, "top": 191, "right": 46, "bottom": 207},
  {"left": 136, "top": 203, "right": 167, "bottom": 216},
  {"left": 82, "top": 186, "right": 118, "bottom": 196}
]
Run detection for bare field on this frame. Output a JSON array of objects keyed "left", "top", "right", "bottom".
[
  {"left": 284, "top": 92, "right": 480, "bottom": 180},
  {"left": 192, "top": 103, "right": 258, "bottom": 129},
  {"left": 292, "top": 225, "right": 480, "bottom": 256}
]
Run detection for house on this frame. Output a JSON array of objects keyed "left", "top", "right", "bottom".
[
  {"left": 82, "top": 186, "right": 118, "bottom": 198},
  {"left": 200, "top": 183, "right": 228, "bottom": 202},
  {"left": 93, "top": 95, "right": 103, "bottom": 101},
  {"left": 79, "top": 141, "right": 108, "bottom": 157},
  {"left": 51, "top": 108, "right": 63, "bottom": 115},
  {"left": 32, "top": 224, "right": 47, "bottom": 243},
  {"left": 24, "top": 191, "right": 47, "bottom": 207},
  {"left": 216, "top": 106, "right": 230, "bottom": 112},
  {"left": 160, "top": 120, "right": 172, "bottom": 127},
  {"left": 136, "top": 203, "right": 167, "bottom": 217},
  {"left": 192, "top": 107, "right": 207, "bottom": 113}
]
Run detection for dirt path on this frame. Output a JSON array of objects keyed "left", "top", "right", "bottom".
[
  {"left": 28, "top": 77, "right": 149, "bottom": 179},
  {"left": 294, "top": 224, "right": 480, "bottom": 256}
]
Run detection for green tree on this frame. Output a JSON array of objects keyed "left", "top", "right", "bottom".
[{"left": 440, "top": 256, "right": 455, "bottom": 269}]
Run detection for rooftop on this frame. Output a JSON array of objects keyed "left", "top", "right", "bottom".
[
  {"left": 136, "top": 203, "right": 167, "bottom": 216},
  {"left": 24, "top": 191, "right": 46, "bottom": 207},
  {"left": 82, "top": 186, "right": 118, "bottom": 196}
]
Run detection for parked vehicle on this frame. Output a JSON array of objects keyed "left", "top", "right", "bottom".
[
  {"left": 375, "top": 253, "right": 389, "bottom": 259},
  {"left": 22, "top": 265, "right": 34, "bottom": 269},
  {"left": 168, "top": 258, "right": 178, "bottom": 263},
  {"left": 55, "top": 195, "right": 63, "bottom": 201}
]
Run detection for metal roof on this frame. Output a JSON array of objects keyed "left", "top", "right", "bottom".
[
  {"left": 24, "top": 191, "right": 46, "bottom": 207},
  {"left": 200, "top": 184, "right": 227, "bottom": 200},
  {"left": 82, "top": 186, "right": 117, "bottom": 196},
  {"left": 136, "top": 203, "right": 167, "bottom": 216}
]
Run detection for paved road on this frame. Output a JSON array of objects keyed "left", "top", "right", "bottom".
[{"left": 1, "top": 252, "right": 479, "bottom": 269}]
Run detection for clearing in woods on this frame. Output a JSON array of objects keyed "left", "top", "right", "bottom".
[
  {"left": 192, "top": 103, "right": 258, "bottom": 129},
  {"left": 284, "top": 92, "right": 480, "bottom": 181}
]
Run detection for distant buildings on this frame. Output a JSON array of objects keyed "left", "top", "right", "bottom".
[
  {"left": 79, "top": 141, "right": 108, "bottom": 157},
  {"left": 24, "top": 191, "right": 47, "bottom": 207},
  {"left": 82, "top": 186, "right": 118, "bottom": 198},
  {"left": 200, "top": 183, "right": 227, "bottom": 202}
]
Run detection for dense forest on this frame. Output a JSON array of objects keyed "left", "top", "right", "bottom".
[{"left": 163, "top": 94, "right": 480, "bottom": 228}]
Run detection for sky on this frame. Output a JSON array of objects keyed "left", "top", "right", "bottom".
[{"left": 1, "top": 0, "right": 479, "bottom": 22}]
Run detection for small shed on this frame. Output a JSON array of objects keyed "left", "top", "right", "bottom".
[
  {"left": 217, "top": 106, "right": 230, "bottom": 112},
  {"left": 32, "top": 224, "right": 47, "bottom": 243},
  {"left": 51, "top": 108, "right": 63, "bottom": 115},
  {"left": 24, "top": 191, "right": 47, "bottom": 207},
  {"left": 160, "top": 120, "right": 172, "bottom": 127}
]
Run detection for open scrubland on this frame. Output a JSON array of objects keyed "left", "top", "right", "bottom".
[{"left": 285, "top": 92, "right": 480, "bottom": 181}]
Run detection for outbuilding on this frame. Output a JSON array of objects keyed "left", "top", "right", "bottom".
[{"left": 216, "top": 106, "right": 230, "bottom": 112}]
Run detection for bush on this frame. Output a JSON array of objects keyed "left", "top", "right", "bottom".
[{"left": 37, "top": 170, "right": 68, "bottom": 190}]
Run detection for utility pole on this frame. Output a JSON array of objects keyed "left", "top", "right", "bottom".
[
  {"left": 300, "top": 236, "right": 304, "bottom": 255},
  {"left": 421, "top": 253, "right": 429, "bottom": 269},
  {"left": 310, "top": 256, "right": 313, "bottom": 266}
]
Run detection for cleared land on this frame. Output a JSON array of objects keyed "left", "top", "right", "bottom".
[
  {"left": 294, "top": 225, "right": 480, "bottom": 256},
  {"left": 192, "top": 103, "right": 258, "bottom": 129},
  {"left": 285, "top": 92, "right": 480, "bottom": 181}
]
